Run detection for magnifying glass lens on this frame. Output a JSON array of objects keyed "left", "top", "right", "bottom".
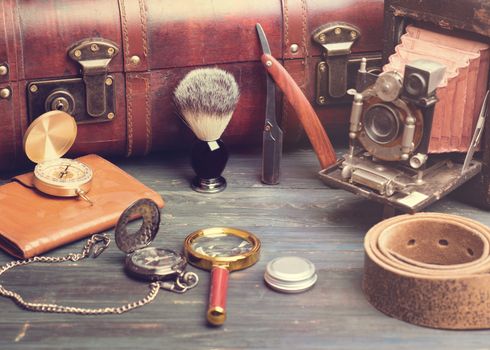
[{"left": 192, "top": 234, "right": 253, "bottom": 257}]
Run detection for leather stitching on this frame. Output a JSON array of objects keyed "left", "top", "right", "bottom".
[
  {"left": 300, "top": 0, "right": 309, "bottom": 85},
  {"left": 138, "top": 0, "right": 149, "bottom": 59},
  {"left": 301, "top": 0, "right": 308, "bottom": 58},
  {"left": 126, "top": 78, "right": 134, "bottom": 157},
  {"left": 119, "top": 0, "right": 131, "bottom": 66},
  {"left": 143, "top": 76, "right": 152, "bottom": 154},
  {"left": 119, "top": 0, "right": 133, "bottom": 156},
  {"left": 283, "top": 0, "right": 289, "bottom": 47},
  {"left": 139, "top": 0, "right": 150, "bottom": 154},
  {"left": 281, "top": 0, "right": 290, "bottom": 138}
]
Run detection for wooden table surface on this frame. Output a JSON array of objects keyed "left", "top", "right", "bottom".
[{"left": 1, "top": 147, "right": 490, "bottom": 350}]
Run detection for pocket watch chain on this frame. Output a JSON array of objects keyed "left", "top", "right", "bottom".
[{"left": 0, "top": 234, "right": 197, "bottom": 315}]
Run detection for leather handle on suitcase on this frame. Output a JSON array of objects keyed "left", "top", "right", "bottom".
[{"left": 261, "top": 53, "right": 336, "bottom": 169}]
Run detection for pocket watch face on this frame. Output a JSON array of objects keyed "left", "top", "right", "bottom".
[
  {"left": 126, "top": 247, "right": 187, "bottom": 280},
  {"left": 34, "top": 158, "right": 92, "bottom": 187}
]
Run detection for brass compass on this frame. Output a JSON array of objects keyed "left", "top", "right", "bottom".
[{"left": 23, "top": 111, "right": 93, "bottom": 204}]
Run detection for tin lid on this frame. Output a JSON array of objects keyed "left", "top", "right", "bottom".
[
  {"left": 264, "top": 256, "right": 317, "bottom": 293},
  {"left": 23, "top": 111, "right": 77, "bottom": 164}
]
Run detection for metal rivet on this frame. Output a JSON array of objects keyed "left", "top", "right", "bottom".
[
  {"left": 265, "top": 60, "right": 273, "bottom": 67},
  {"left": 74, "top": 50, "right": 82, "bottom": 58},
  {"left": 290, "top": 44, "right": 299, "bottom": 53},
  {"left": 130, "top": 55, "right": 141, "bottom": 65},
  {"left": 350, "top": 31, "right": 357, "bottom": 39},
  {"left": 0, "top": 65, "right": 8, "bottom": 76},
  {"left": 90, "top": 43, "right": 99, "bottom": 52},
  {"left": 105, "top": 77, "right": 113, "bottom": 86},
  {"left": 107, "top": 112, "right": 115, "bottom": 120},
  {"left": 319, "top": 33, "right": 327, "bottom": 43},
  {"left": 107, "top": 47, "right": 115, "bottom": 56},
  {"left": 29, "top": 85, "right": 38, "bottom": 93},
  {"left": 0, "top": 88, "right": 11, "bottom": 99},
  {"left": 319, "top": 62, "right": 326, "bottom": 72},
  {"left": 318, "top": 96, "right": 326, "bottom": 104},
  {"left": 334, "top": 27, "right": 342, "bottom": 35}
]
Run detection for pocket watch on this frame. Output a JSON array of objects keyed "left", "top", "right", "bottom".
[
  {"left": 115, "top": 198, "right": 198, "bottom": 290},
  {"left": 23, "top": 111, "right": 93, "bottom": 204}
]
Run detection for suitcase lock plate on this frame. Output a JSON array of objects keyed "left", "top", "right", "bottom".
[
  {"left": 27, "top": 38, "right": 119, "bottom": 124},
  {"left": 312, "top": 22, "right": 381, "bottom": 105}
]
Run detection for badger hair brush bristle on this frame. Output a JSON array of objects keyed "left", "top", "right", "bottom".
[{"left": 174, "top": 68, "right": 240, "bottom": 142}]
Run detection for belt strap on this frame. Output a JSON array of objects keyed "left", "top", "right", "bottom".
[
  {"left": 281, "top": 0, "right": 309, "bottom": 61},
  {"left": 118, "top": 0, "right": 152, "bottom": 156},
  {"left": 125, "top": 73, "right": 152, "bottom": 157},
  {"left": 118, "top": 0, "right": 149, "bottom": 71},
  {"left": 281, "top": 0, "right": 310, "bottom": 143},
  {"left": 363, "top": 213, "right": 490, "bottom": 329}
]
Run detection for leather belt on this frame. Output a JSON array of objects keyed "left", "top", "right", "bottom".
[{"left": 363, "top": 213, "right": 490, "bottom": 329}]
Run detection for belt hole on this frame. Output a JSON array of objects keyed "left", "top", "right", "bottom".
[
  {"left": 407, "top": 239, "right": 416, "bottom": 246},
  {"left": 467, "top": 248, "right": 474, "bottom": 256},
  {"left": 438, "top": 239, "right": 449, "bottom": 246}
]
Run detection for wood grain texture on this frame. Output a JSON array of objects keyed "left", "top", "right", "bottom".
[
  {"left": 262, "top": 54, "right": 337, "bottom": 169},
  {"left": 0, "top": 147, "right": 489, "bottom": 349}
]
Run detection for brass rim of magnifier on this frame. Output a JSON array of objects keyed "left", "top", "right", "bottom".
[
  {"left": 23, "top": 110, "right": 77, "bottom": 164},
  {"left": 183, "top": 227, "right": 261, "bottom": 271}
]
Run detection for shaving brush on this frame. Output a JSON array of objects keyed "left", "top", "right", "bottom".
[{"left": 174, "top": 68, "right": 240, "bottom": 193}]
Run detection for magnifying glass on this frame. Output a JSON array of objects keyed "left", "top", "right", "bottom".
[{"left": 184, "top": 227, "right": 261, "bottom": 325}]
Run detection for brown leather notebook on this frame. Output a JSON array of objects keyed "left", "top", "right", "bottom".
[{"left": 0, "top": 154, "right": 164, "bottom": 258}]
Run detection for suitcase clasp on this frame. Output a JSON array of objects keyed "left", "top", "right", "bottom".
[
  {"left": 68, "top": 38, "right": 119, "bottom": 118},
  {"left": 312, "top": 22, "right": 381, "bottom": 106},
  {"left": 27, "top": 38, "right": 119, "bottom": 124}
]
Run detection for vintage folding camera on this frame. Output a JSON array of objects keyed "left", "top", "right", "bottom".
[{"left": 319, "top": 1, "right": 490, "bottom": 214}]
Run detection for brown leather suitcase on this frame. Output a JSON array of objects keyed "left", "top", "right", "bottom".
[{"left": 0, "top": 0, "right": 384, "bottom": 171}]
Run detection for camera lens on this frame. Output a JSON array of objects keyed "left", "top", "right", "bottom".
[
  {"left": 405, "top": 73, "right": 426, "bottom": 97},
  {"left": 363, "top": 104, "right": 400, "bottom": 144}
]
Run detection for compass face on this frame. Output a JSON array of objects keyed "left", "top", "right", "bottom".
[
  {"left": 126, "top": 247, "right": 187, "bottom": 280},
  {"left": 34, "top": 158, "right": 92, "bottom": 187},
  {"left": 130, "top": 248, "right": 183, "bottom": 269}
]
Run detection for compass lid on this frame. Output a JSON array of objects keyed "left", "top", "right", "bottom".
[{"left": 23, "top": 111, "right": 77, "bottom": 164}]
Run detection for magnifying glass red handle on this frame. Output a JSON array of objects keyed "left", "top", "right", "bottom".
[{"left": 207, "top": 266, "right": 230, "bottom": 326}]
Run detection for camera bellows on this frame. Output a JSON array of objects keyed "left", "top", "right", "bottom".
[
  {"left": 174, "top": 68, "right": 240, "bottom": 142},
  {"left": 384, "top": 25, "right": 490, "bottom": 153}
]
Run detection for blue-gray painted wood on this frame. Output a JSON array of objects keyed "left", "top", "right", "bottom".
[{"left": 0, "top": 147, "right": 489, "bottom": 349}]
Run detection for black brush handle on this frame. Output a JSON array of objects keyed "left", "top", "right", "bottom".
[{"left": 191, "top": 140, "right": 228, "bottom": 180}]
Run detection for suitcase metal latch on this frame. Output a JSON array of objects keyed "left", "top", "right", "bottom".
[
  {"left": 312, "top": 22, "right": 382, "bottom": 105},
  {"left": 312, "top": 22, "right": 360, "bottom": 101},
  {"left": 27, "top": 38, "right": 119, "bottom": 124},
  {"left": 68, "top": 38, "right": 119, "bottom": 118}
]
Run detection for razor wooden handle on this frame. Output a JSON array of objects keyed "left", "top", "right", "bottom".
[{"left": 261, "top": 54, "right": 337, "bottom": 169}]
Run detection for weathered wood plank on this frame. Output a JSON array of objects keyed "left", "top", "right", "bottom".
[{"left": 0, "top": 147, "right": 489, "bottom": 349}]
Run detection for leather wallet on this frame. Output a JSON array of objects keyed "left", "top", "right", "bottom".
[{"left": 0, "top": 154, "right": 164, "bottom": 258}]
